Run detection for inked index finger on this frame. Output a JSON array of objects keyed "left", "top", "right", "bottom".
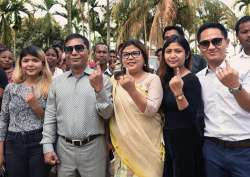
[
  {"left": 96, "top": 61, "right": 101, "bottom": 71},
  {"left": 174, "top": 67, "right": 181, "bottom": 77},
  {"left": 225, "top": 59, "right": 231, "bottom": 69},
  {"left": 125, "top": 67, "right": 130, "bottom": 76}
]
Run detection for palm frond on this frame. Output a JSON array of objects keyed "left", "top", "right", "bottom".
[{"left": 149, "top": 0, "right": 176, "bottom": 48}]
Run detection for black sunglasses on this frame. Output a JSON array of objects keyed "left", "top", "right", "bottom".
[
  {"left": 64, "top": 44, "right": 85, "bottom": 54},
  {"left": 199, "top": 38, "right": 224, "bottom": 49}
]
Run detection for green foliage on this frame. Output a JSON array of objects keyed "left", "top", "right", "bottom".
[
  {"left": 54, "top": 1, "right": 86, "bottom": 34},
  {"left": 0, "top": 0, "right": 238, "bottom": 54},
  {"left": 15, "top": 16, "right": 65, "bottom": 55},
  {"left": 87, "top": 0, "right": 115, "bottom": 44},
  {"left": 0, "top": 0, "right": 30, "bottom": 48},
  {"left": 29, "top": 0, "right": 59, "bottom": 12}
]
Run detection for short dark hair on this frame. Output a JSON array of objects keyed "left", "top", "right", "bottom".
[
  {"left": 44, "top": 46, "right": 59, "bottom": 58},
  {"left": 155, "top": 48, "right": 162, "bottom": 56},
  {"left": 197, "top": 23, "right": 228, "bottom": 41},
  {"left": 0, "top": 44, "right": 11, "bottom": 54},
  {"left": 120, "top": 39, "right": 150, "bottom": 72},
  {"left": 235, "top": 16, "right": 250, "bottom": 35},
  {"left": 52, "top": 40, "right": 64, "bottom": 50},
  {"left": 162, "top": 25, "right": 185, "bottom": 40},
  {"left": 109, "top": 49, "right": 116, "bottom": 54},
  {"left": 0, "top": 43, "right": 6, "bottom": 49},
  {"left": 93, "top": 42, "right": 109, "bottom": 53},
  {"left": 64, "top": 33, "right": 90, "bottom": 50}
]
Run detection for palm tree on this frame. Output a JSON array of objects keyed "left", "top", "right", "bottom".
[
  {"left": 30, "top": 0, "right": 61, "bottom": 46},
  {"left": 77, "top": 0, "right": 88, "bottom": 34},
  {"left": 112, "top": 0, "right": 158, "bottom": 44},
  {"left": 66, "top": 0, "right": 72, "bottom": 35},
  {"left": 55, "top": 0, "right": 87, "bottom": 34},
  {"left": 191, "top": 0, "right": 236, "bottom": 51},
  {"left": 149, "top": 0, "right": 236, "bottom": 51},
  {"left": 112, "top": 0, "right": 200, "bottom": 49},
  {"left": 0, "top": 0, "right": 30, "bottom": 52},
  {"left": 149, "top": 0, "right": 176, "bottom": 49},
  {"left": 106, "top": 0, "right": 110, "bottom": 47},
  {"left": 235, "top": 0, "right": 250, "bottom": 15},
  {"left": 0, "top": 0, "right": 13, "bottom": 47},
  {"left": 15, "top": 15, "right": 64, "bottom": 53},
  {"left": 88, "top": 0, "right": 107, "bottom": 42},
  {"left": 149, "top": 0, "right": 200, "bottom": 49}
]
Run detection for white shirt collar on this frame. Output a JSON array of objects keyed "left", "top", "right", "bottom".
[
  {"left": 204, "top": 60, "right": 227, "bottom": 76},
  {"left": 239, "top": 49, "right": 250, "bottom": 59}
]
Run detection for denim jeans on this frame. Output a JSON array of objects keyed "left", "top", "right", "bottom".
[
  {"left": 203, "top": 139, "right": 250, "bottom": 177},
  {"left": 4, "top": 129, "right": 49, "bottom": 177}
]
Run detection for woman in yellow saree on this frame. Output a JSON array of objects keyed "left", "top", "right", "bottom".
[{"left": 110, "top": 39, "right": 164, "bottom": 177}]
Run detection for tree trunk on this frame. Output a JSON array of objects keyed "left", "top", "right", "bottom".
[
  {"left": 143, "top": 15, "right": 147, "bottom": 48},
  {"left": 77, "top": 0, "right": 86, "bottom": 35},
  {"left": 67, "top": 0, "right": 72, "bottom": 35},
  {"left": 12, "top": 29, "right": 16, "bottom": 58},
  {"left": 106, "top": 0, "right": 110, "bottom": 48},
  {"left": 87, "top": 1, "right": 91, "bottom": 41}
]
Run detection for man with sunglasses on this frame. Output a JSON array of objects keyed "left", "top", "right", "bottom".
[
  {"left": 196, "top": 22, "right": 250, "bottom": 177},
  {"left": 41, "top": 33, "right": 113, "bottom": 177},
  {"left": 162, "top": 25, "right": 207, "bottom": 73}
]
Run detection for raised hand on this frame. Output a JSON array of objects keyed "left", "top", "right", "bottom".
[
  {"left": 89, "top": 62, "right": 104, "bottom": 93},
  {"left": 118, "top": 68, "right": 136, "bottom": 93},
  {"left": 25, "top": 86, "right": 37, "bottom": 106},
  {"left": 169, "top": 67, "right": 184, "bottom": 96},
  {"left": 216, "top": 60, "right": 240, "bottom": 88},
  {"left": 24, "top": 85, "right": 45, "bottom": 119}
]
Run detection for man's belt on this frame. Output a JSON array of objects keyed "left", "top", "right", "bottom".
[
  {"left": 206, "top": 137, "right": 250, "bottom": 148},
  {"left": 61, "top": 134, "right": 101, "bottom": 147}
]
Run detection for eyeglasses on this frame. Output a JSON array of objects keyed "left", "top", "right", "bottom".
[
  {"left": 121, "top": 51, "right": 141, "bottom": 59},
  {"left": 64, "top": 44, "right": 85, "bottom": 54},
  {"left": 199, "top": 38, "right": 224, "bottom": 49}
]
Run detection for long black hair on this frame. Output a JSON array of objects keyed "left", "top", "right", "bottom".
[{"left": 160, "top": 35, "right": 192, "bottom": 87}]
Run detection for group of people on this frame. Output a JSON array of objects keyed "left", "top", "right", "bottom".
[{"left": 0, "top": 15, "right": 249, "bottom": 177}]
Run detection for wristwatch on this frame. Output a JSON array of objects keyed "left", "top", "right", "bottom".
[
  {"left": 228, "top": 84, "right": 242, "bottom": 94},
  {"left": 176, "top": 94, "right": 184, "bottom": 101}
]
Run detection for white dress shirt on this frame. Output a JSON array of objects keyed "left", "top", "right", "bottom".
[{"left": 197, "top": 52, "right": 250, "bottom": 141}]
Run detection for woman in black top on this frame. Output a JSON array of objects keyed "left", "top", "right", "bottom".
[{"left": 160, "top": 35, "right": 204, "bottom": 177}]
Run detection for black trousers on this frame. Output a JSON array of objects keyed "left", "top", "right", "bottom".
[
  {"left": 4, "top": 129, "right": 50, "bottom": 177},
  {"left": 163, "top": 127, "right": 204, "bottom": 177}
]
